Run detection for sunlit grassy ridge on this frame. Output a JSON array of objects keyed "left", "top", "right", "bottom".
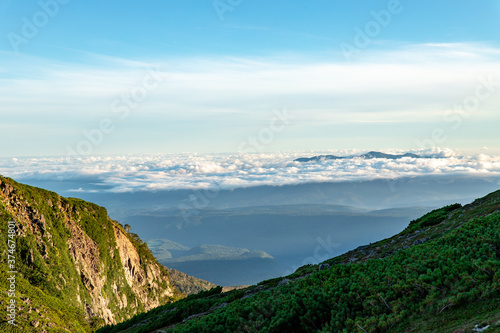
[{"left": 0, "top": 176, "right": 180, "bottom": 332}]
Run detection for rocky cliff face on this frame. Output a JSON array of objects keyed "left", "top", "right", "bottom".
[{"left": 0, "top": 176, "right": 181, "bottom": 332}]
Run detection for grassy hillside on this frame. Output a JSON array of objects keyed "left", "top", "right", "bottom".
[
  {"left": 98, "top": 190, "right": 500, "bottom": 333},
  {"left": 165, "top": 267, "right": 217, "bottom": 295},
  {"left": 0, "top": 176, "right": 182, "bottom": 332}
]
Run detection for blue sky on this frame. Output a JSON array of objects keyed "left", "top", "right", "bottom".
[{"left": 1, "top": 0, "right": 500, "bottom": 157}]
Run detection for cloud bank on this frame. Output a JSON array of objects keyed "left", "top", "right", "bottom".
[{"left": 1, "top": 149, "right": 500, "bottom": 193}]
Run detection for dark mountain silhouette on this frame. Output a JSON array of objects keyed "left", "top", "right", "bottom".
[{"left": 295, "top": 151, "right": 423, "bottom": 162}]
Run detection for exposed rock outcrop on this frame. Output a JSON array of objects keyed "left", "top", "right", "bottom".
[{"left": 0, "top": 176, "right": 180, "bottom": 332}]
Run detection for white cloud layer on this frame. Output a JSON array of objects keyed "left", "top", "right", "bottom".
[{"left": 1, "top": 149, "right": 500, "bottom": 193}]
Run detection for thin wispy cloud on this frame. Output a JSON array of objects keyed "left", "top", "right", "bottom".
[{"left": 1, "top": 43, "right": 499, "bottom": 156}]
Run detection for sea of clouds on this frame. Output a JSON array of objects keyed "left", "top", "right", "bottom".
[{"left": 1, "top": 148, "right": 500, "bottom": 193}]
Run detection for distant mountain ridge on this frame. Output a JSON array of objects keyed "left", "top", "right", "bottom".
[
  {"left": 148, "top": 241, "right": 274, "bottom": 263},
  {"left": 129, "top": 205, "right": 432, "bottom": 285},
  {"left": 148, "top": 239, "right": 282, "bottom": 286},
  {"left": 294, "top": 151, "right": 423, "bottom": 162}
]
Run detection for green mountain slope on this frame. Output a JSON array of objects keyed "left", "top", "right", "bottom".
[
  {"left": 164, "top": 268, "right": 217, "bottom": 296},
  {"left": 98, "top": 190, "right": 500, "bottom": 333},
  {"left": 0, "top": 176, "right": 183, "bottom": 332}
]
